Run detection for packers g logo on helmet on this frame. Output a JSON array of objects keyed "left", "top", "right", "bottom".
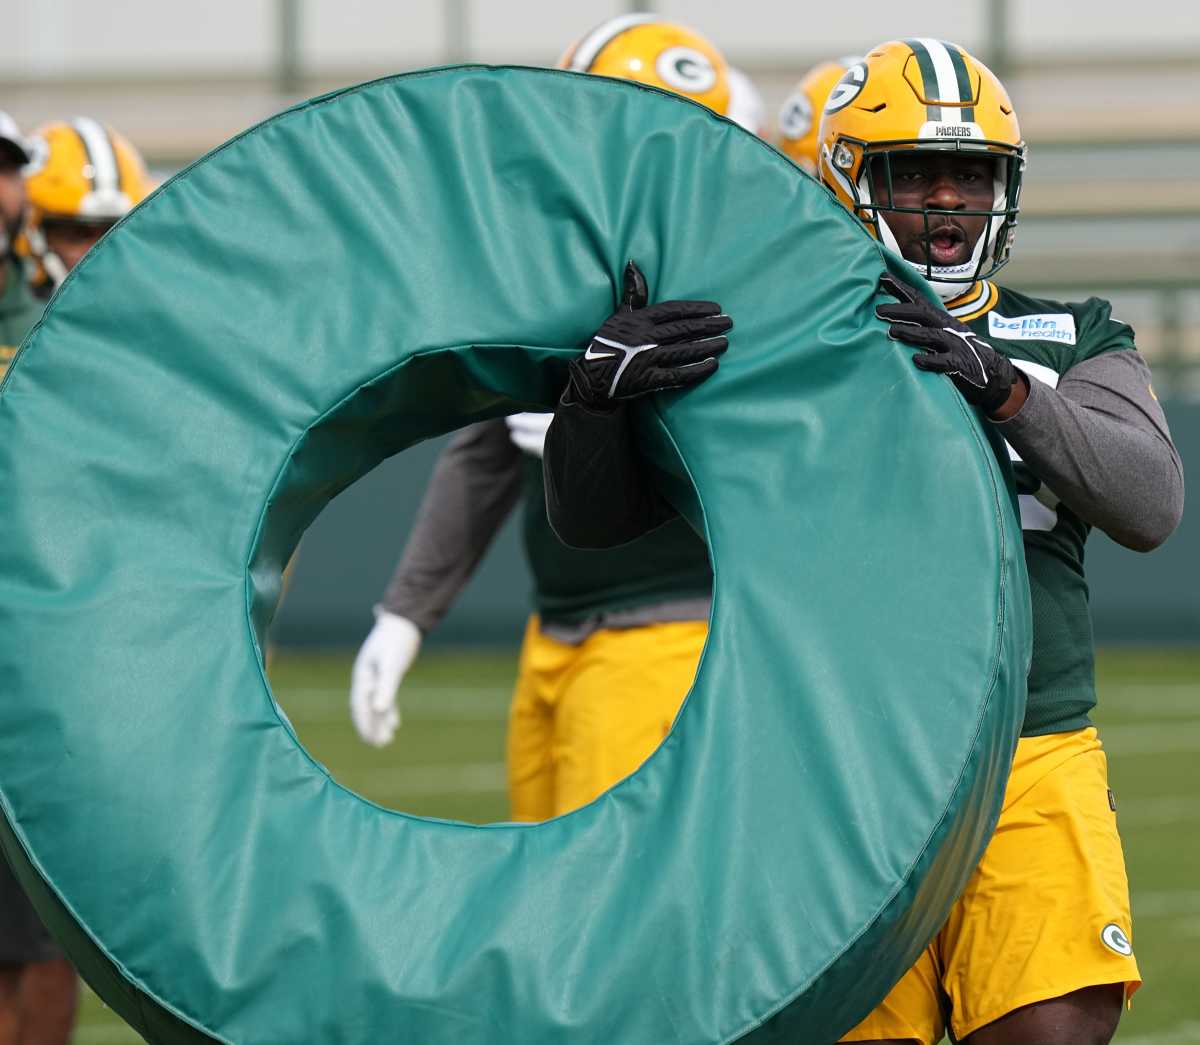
[
  {"left": 824, "top": 63, "right": 868, "bottom": 114},
  {"left": 777, "top": 57, "right": 865, "bottom": 173},
  {"left": 779, "top": 93, "right": 813, "bottom": 143},
  {"left": 656, "top": 46, "right": 718, "bottom": 94},
  {"left": 816, "top": 39, "right": 1025, "bottom": 295},
  {"left": 558, "top": 13, "right": 732, "bottom": 118}
]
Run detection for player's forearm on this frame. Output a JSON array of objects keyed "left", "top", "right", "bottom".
[
  {"left": 380, "top": 420, "right": 522, "bottom": 632},
  {"left": 543, "top": 397, "right": 679, "bottom": 549},
  {"left": 995, "top": 350, "right": 1184, "bottom": 551}
]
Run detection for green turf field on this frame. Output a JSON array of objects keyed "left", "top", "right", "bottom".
[{"left": 71, "top": 647, "right": 1200, "bottom": 1044}]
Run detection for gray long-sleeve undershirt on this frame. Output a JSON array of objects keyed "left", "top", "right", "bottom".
[
  {"left": 380, "top": 420, "right": 523, "bottom": 634},
  {"left": 545, "top": 347, "right": 1184, "bottom": 553},
  {"left": 379, "top": 419, "right": 711, "bottom": 640},
  {"left": 998, "top": 349, "right": 1184, "bottom": 552}
]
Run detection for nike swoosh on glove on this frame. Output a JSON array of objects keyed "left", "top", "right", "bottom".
[
  {"left": 566, "top": 260, "right": 731, "bottom": 409},
  {"left": 876, "top": 274, "right": 1017, "bottom": 415}
]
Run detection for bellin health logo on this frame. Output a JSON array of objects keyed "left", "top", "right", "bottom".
[{"left": 988, "top": 312, "right": 1078, "bottom": 344}]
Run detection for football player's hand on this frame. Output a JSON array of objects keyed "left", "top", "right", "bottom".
[
  {"left": 349, "top": 611, "right": 422, "bottom": 747},
  {"left": 566, "top": 260, "right": 731, "bottom": 409},
  {"left": 876, "top": 274, "right": 1018, "bottom": 416},
  {"left": 504, "top": 411, "right": 553, "bottom": 458}
]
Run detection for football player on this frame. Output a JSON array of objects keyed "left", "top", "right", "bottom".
[
  {"left": 817, "top": 40, "right": 1181, "bottom": 1043},
  {"left": 349, "top": 15, "right": 741, "bottom": 821},
  {"left": 0, "top": 112, "right": 79, "bottom": 1045},
  {"left": 776, "top": 56, "right": 863, "bottom": 173},
  {"left": 21, "top": 117, "right": 151, "bottom": 296},
  {"left": 541, "top": 38, "right": 1183, "bottom": 1045}
]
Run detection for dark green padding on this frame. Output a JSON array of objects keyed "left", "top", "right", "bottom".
[{"left": 0, "top": 67, "right": 1029, "bottom": 1043}]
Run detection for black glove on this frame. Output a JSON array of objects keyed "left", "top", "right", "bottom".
[
  {"left": 566, "top": 260, "right": 731, "bottom": 409},
  {"left": 876, "top": 275, "right": 1017, "bottom": 416}
]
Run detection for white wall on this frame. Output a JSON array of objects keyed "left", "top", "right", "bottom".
[
  {"left": 654, "top": 0, "right": 984, "bottom": 56},
  {"left": 302, "top": 1, "right": 442, "bottom": 69},
  {"left": 6, "top": 0, "right": 1199, "bottom": 81},
  {"left": 1009, "top": 0, "right": 1200, "bottom": 52},
  {"left": 8, "top": 0, "right": 274, "bottom": 77}
]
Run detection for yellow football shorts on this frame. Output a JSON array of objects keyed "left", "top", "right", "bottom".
[
  {"left": 506, "top": 615, "right": 706, "bottom": 822},
  {"left": 841, "top": 726, "right": 1141, "bottom": 1043}
]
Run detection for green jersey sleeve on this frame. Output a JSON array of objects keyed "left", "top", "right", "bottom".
[{"left": 1068, "top": 296, "right": 1136, "bottom": 366}]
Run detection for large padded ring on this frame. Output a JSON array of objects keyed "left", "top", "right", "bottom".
[{"left": 0, "top": 67, "right": 1028, "bottom": 1043}]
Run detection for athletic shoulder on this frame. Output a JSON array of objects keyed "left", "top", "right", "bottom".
[{"left": 985, "top": 284, "right": 1135, "bottom": 371}]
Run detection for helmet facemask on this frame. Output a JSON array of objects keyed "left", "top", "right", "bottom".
[{"left": 844, "top": 139, "right": 1024, "bottom": 298}]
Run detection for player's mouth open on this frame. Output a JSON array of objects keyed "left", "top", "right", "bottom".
[{"left": 926, "top": 224, "right": 967, "bottom": 266}]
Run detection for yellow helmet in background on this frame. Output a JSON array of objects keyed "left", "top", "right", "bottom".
[
  {"left": 816, "top": 39, "right": 1025, "bottom": 292},
  {"left": 22, "top": 117, "right": 152, "bottom": 288},
  {"left": 776, "top": 57, "right": 863, "bottom": 172},
  {"left": 25, "top": 118, "right": 151, "bottom": 227},
  {"left": 558, "top": 13, "right": 731, "bottom": 118}
]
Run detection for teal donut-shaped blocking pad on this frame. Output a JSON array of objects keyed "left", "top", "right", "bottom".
[{"left": 0, "top": 67, "right": 1029, "bottom": 1043}]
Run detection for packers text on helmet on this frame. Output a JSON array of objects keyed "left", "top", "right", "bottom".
[{"left": 816, "top": 39, "right": 1025, "bottom": 294}]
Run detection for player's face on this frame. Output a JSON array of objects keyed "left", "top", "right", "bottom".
[
  {"left": 43, "top": 220, "right": 112, "bottom": 272},
  {"left": 0, "top": 164, "right": 24, "bottom": 243},
  {"left": 870, "top": 151, "right": 996, "bottom": 268}
]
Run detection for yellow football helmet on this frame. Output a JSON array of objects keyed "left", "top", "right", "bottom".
[
  {"left": 816, "top": 39, "right": 1025, "bottom": 292},
  {"left": 558, "top": 13, "right": 731, "bottom": 118},
  {"left": 776, "top": 57, "right": 863, "bottom": 173},
  {"left": 23, "top": 117, "right": 152, "bottom": 287}
]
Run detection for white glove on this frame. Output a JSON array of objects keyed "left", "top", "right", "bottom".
[
  {"left": 349, "top": 611, "right": 421, "bottom": 747},
  {"left": 504, "top": 412, "right": 553, "bottom": 458}
]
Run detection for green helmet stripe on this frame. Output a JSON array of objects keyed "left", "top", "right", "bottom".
[
  {"left": 903, "top": 39, "right": 942, "bottom": 120},
  {"left": 946, "top": 43, "right": 977, "bottom": 123}
]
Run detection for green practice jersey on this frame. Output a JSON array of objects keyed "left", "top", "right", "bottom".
[
  {"left": 381, "top": 415, "right": 712, "bottom": 639},
  {"left": 952, "top": 280, "right": 1136, "bottom": 735},
  {"left": 520, "top": 457, "right": 713, "bottom": 626}
]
